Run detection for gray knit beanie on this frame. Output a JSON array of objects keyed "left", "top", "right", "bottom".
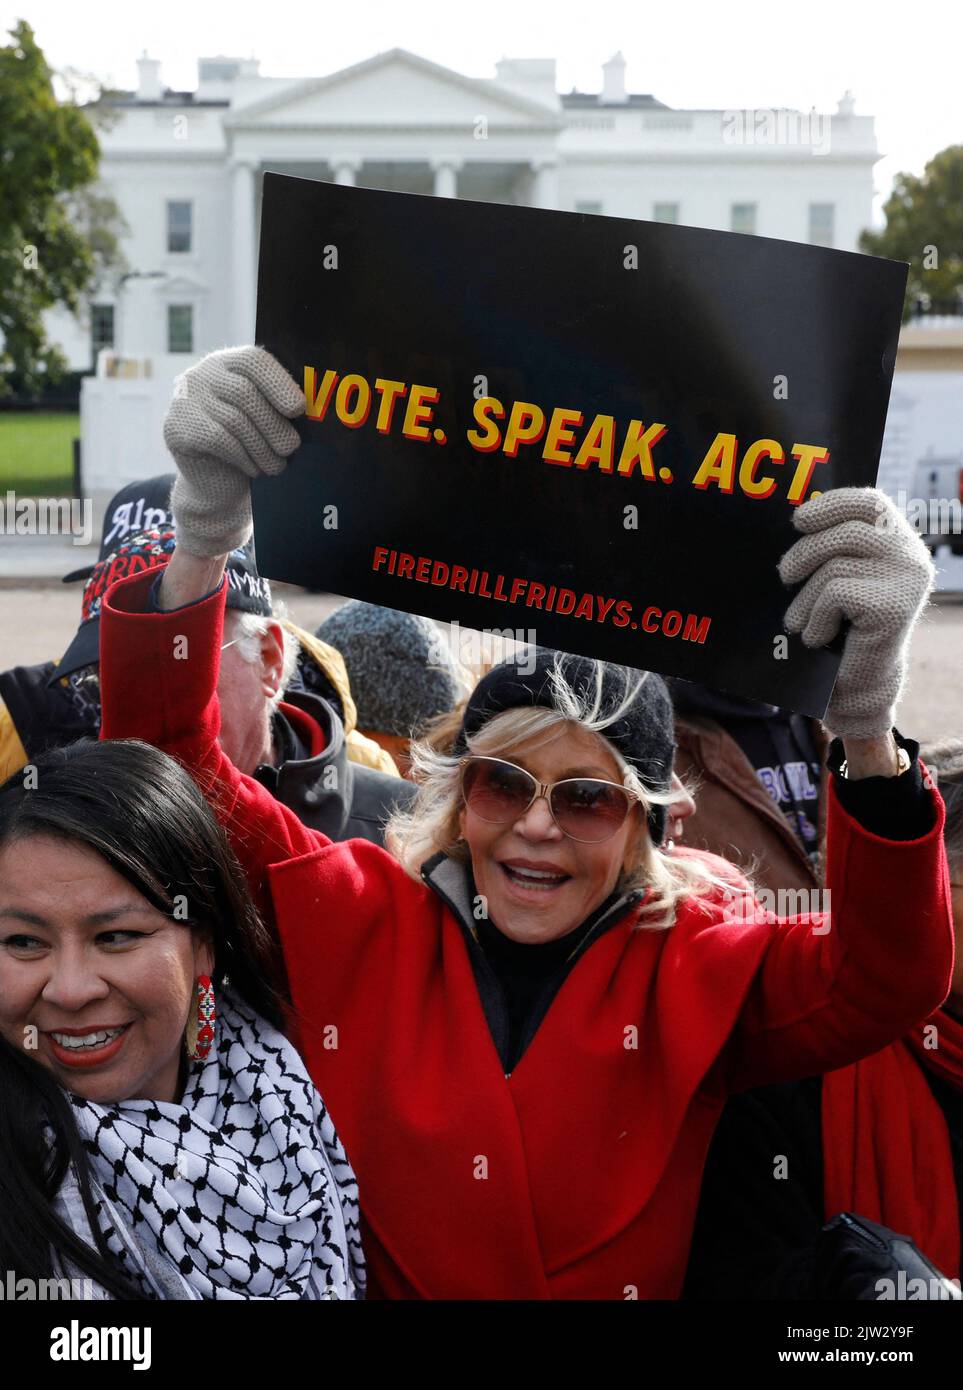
[{"left": 315, "top": 601, "right": 462, "bottom": 738}]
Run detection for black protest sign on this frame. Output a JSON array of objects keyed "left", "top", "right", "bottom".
[{"left": 252, "top": 172, "right": 907, "bottom": 716}]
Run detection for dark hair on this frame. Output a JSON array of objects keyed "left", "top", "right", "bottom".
[
  {"left": 0, "top": 738, "right": 288, "bottom": 1297},
  {"left": 921, "top": 738, "right": 963, "bottom": 875}
]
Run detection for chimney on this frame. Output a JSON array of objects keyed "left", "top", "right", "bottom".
[
  {"left": 136, "top": 51, "right": 163, "bottom": 102},
  {"left": 601, "top": 51, "right": 627, "bottom": 104}
]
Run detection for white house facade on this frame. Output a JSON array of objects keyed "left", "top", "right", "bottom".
[
  {"left": 49, "top": 47, "right": 879, "bottom": 372},
  {"left": 39, "top": 48, "right": 882, "bottom": 489}
]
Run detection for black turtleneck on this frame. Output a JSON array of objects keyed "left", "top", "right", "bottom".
[{"left": 470, "top": 873, "right": 630, "bottom": 1072}]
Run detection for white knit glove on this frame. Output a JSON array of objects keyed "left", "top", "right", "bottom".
[
  {"left": 163, "top": 346, "right": 305, "bottom": 557},
  {"left": 777, "top": 487, "right": 935, "bottom": 738}
]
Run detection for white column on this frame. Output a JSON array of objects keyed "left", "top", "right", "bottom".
[
  {"left": 531, "top": 160, "right": 560, "bottom": 210},
  {"left": 232, "top": 158, "right": 257, "bottom": 344},
  {"left": 432, "top": 160, "right": 461, "bottom": 198},
  {"left": 332, "top": 159, "right": 360, "bottom": 186}
]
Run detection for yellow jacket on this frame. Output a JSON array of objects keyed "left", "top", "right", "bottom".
[
  {"left": 283, "top": 623, "right": 402, "bottom": 776},
  {"left": 0, "top": 704, "right": 27, "bottom": 785}
]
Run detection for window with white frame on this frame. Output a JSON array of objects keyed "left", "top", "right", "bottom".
[
  {"left": 730, "top": 202, "right": 757, "bottom": 235},
  {"left": 574, "top": 200, "right": 603, "bottom": 215},
  {"left": 653, "top": 202, "right": 679, "bottom": 224},
  {"left": 808, "top": 203, "right": 835, "bottom": 248},
  {"left": 167, "top": 304, "right": 194, "bottom": 353},
  {"left": 167, "top": 200, "right": 193, "bottom": 253}
]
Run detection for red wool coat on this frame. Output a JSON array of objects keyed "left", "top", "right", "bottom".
[{"left": 101, "top": 571, "right": 955, "bottom": 1300}]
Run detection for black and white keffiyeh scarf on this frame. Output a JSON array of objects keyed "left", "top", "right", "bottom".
[{"left": 65, "top": 986, "right": 365, "bottom": 1300}]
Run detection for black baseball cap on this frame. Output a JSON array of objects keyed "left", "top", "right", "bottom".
[{"left": 61, "top": 474, "right": 176, "bottom": 584}]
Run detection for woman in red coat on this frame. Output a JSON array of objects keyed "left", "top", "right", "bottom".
[{"left": 100, "top": 347, "right": 953, "bottom": 1300}]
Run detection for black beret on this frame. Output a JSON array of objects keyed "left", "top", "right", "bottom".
[{"left": 453, "top": 647, "right": 675, "bottom": 843}]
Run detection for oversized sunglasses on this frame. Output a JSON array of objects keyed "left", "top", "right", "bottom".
[{"left": 460, "top": 755, "right": 638, "bottom": 843}]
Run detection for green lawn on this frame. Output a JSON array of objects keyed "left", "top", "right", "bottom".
[{"left": 0, "top": 412, "right": 79, "bottom": 495}]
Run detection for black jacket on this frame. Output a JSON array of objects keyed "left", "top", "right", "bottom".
[
  {"left": 253, "top": 688, "right": 415, "bottom": 846},
  {"left": 0, "top": 660, "right": 95, "bottom": 776},
  {"left": 683, "top": 1066, "right": 963, "bottom": 1299}
]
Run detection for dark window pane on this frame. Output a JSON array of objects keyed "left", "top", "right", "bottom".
[
  {"left": 168, "top": 304, "right": 193, "bottom": 353},
  {"left": 90, "top": 303, "right": 114, "bottom": 356},
  {"left": 167, "top": 200, "right": 192, "bottom": 253}
]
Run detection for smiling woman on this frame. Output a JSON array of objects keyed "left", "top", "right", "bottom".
[
  {"left": 2, "top": 836, "right": 214, "bottom": 1101},
  {"left": 0, "top": 740, "right": 364, "bottom": 1301},
  {"left": 97, "top": 343, "right": 952, "bottom": 1300}
]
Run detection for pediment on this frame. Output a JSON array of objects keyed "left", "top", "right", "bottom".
[
  {"left": 226, "top": 48, "right": 561, "bottom": 130},
  {"left": 157, "top": 275, "right": 208, "bottom": 296}
]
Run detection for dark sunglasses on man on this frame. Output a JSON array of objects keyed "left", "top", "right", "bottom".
[{"left": 460, "top": 755, "right": 640, "bottom": 843}]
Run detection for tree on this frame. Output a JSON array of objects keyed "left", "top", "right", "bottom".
[
  {"left": 860, "top": 145, "right": 963, "bottom": 321},
  {"left": 0, "top": 20, "right": 127, "bottom": 395}
]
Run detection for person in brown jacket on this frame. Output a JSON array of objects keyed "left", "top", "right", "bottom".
[{"left": 670, "top": 679, "right": 829, "bottom": 894}]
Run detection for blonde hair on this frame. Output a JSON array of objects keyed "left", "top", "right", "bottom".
[{"left": 384, "top": 654, "right": 734, "bottom": 931}]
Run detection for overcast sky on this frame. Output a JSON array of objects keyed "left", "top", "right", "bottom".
[{"left": 6, "top": 0, "right": 961, "bottom": 223}]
